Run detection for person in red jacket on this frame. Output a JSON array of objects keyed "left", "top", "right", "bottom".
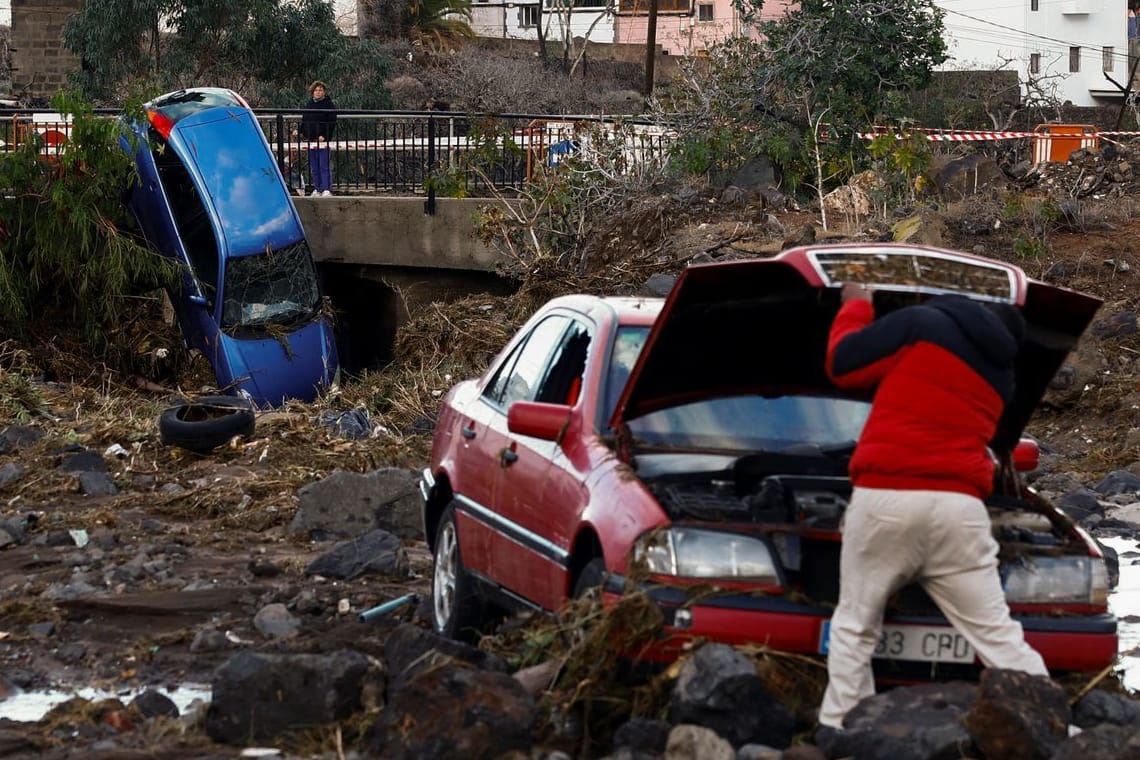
[{"left": 817, "top": 282, "right": 1047, "bottom": 738}]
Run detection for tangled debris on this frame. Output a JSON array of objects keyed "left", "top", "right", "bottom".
[{"left": 1021, "top": 143, "right": 1140, "bottom": 199}]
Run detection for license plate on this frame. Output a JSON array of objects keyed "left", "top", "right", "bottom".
[{"left": 819, "top": 621, "right": 976, "bottom": 664}]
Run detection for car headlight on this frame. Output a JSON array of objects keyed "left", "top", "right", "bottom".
[
  {"left": 1002, "top": 555, "right": 1109, "bottom": 605},
  {"left": 634, "top": 527, "right": 782, "bottom": 584}
]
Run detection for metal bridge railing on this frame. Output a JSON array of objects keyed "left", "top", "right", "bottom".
[{"left": 0, "top": 108, "right": 672, "bottom": 199}]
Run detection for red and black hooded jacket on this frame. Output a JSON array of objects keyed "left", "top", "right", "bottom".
[{"left": 826, "top": 295, "right": 1021, "bottom": 499}]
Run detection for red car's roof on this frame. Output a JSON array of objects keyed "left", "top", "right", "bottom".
[
  {"left": 540, "top": 294, "right": 662, "bottom": 326},
  {"left": 607, "top": 297, "right": 663, "bottom": 326}
]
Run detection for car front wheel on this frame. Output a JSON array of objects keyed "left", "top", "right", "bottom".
[
  {"left": 573, "top": 557, "right": 608, "bottom": 600},
  {"left": 432, "top": 504, "right": 486, "bottom": 640}
]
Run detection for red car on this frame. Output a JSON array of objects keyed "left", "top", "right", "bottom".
[{"left": 419, "top": 244, "right": 1116, "bottom": 679}]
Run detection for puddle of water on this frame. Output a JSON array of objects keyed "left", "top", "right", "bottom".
[
  {"left": 1100, "top": 536, "right": 1140, "bottom": 692},
  {"left": 0, "top": 683, "right": 211, "bottom": 722}
]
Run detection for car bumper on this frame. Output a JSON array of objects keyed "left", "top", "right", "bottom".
[{"left": 611, "top": 580, "right": 1117, "bottom": 673}]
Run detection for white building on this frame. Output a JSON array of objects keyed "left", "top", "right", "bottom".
[
  {"left": 470, "top": 1, "right": 615, "bottom": 45},
  {"left": 934, "top": 0, "right": 1129, "bottom": 107}
]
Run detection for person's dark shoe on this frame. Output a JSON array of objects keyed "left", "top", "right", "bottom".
[{"left": 814, "top": 725, "right": 851, "bottom": 759}]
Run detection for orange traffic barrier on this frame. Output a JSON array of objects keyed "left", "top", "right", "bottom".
[{"left": 1032, "top": 123, "right": 1097, "bottom": 165}]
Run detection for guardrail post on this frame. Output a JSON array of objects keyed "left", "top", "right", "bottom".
[
  {"left": 275, "top": 113, "right": 285, "bottom": 169},
  {"left": 425, "top": 114, "right": 436, "bottom": 216}
]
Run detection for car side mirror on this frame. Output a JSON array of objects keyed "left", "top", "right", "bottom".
[
  {"left": 1013, "top": 438, "right": 1040, "bottom": 472},
  {"left": 508, "top": 400, "right": 571, "bottom": 442}
]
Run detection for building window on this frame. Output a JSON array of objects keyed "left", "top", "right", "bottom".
[
  {"left": 1103, "top": 46, "right": 1114, "bottom": 72},
  {"left": 1069, "top": 46, "right": 1081, "bottom": 72},
  {"left": 618, "top": 0, "right": 690, "bottom": 14},
  {"left": 521, "top": 4, "right": 539, "bottom": 26},
  {"left": 1030, "top": 0, "right": 1038, "bottom": 9},
  {"left": 697, "top": 3, "right": 713, "bottom": 21},
  {"left": 1029, "top": 53, "right": 1040, "bottom": 74}
]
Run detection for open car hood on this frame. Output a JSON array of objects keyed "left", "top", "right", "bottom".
[{"left": 610, "top": 244, "right": 1102, "bottom": 451}]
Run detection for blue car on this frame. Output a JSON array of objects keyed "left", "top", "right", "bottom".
[{"left": 122, "top": 87, "right": 339, "bottom": 407}]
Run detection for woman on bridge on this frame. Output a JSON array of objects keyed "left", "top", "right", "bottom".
[{"left": 298, "top": 81, "right": 338, "bottom": 197}]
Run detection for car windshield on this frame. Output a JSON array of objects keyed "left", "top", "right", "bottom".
[
  {"left": 605, "top": 326, "right": 870, "bottom": 451},
  {"left": 220, "top": 241, "right": 321, "bottom": 329}
]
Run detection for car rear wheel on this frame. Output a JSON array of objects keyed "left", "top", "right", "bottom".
[{"left": 432, "top": 505, "right": 486, "bottom": 641}]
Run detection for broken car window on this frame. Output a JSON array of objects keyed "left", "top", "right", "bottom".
[
  {"left": 536, "top": 320, "right": 592, "bottom": 405},
  {"left": 484, "top": 316, "right": 570, "bottom": 407},
  {"left": 220, "top": 241, "right": 322, "bottom": 329}
]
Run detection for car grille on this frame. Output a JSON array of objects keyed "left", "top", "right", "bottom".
[{"left": 659, "top": 484, "right": 752, "bottom": 522}]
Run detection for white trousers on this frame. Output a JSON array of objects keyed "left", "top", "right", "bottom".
[{"left": 818, "top": 487, "right": 1048, "bottom": 728}]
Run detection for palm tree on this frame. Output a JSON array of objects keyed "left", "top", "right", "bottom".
[{"left": 404, "top": 0, "right": 476, "bottom": 45}]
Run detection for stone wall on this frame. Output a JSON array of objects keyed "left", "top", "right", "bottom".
[
  {"left": 11, "top": 0, "right": 81, "bottom": 102},
  {"left": 473, "top": 36, "right": 680, "bottom": 81}
]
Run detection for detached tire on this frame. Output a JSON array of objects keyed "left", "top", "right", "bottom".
[{"left": 158, "top": 395, "right": 256, "bottom": 453}]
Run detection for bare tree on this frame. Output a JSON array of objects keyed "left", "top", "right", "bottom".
[{"left": 539, "top": 0, "right": 618, "bottom": 77}]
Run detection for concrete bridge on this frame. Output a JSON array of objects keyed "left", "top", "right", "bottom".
[{"left": 295, "top": 196, "right": 514, "bottom": 371}]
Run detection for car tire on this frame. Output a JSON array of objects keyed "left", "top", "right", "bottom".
[
  {"left": 158, "top": 395, "right": 256, "bottom": 453},
  {"left": 573, "top": 557, "right": 608, "bottom": 600},
  {"left": 431, "top": 504, "right": 487, "bottom": 641}
]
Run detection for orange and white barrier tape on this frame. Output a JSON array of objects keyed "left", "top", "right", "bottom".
[
  {"left": 856, "top": 130, "right": 1035, "bottom": 141},
  {"left": 856, "top": 128, "right": 1140, "bottom": 142}
]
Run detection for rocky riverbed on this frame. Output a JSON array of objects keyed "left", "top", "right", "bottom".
[{"left": 2, "top": 167, "right": 1140, "bottom": 758}]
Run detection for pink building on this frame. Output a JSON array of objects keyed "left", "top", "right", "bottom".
[{"left": 614, "top": 0, "right": 794, "bottom": 56}]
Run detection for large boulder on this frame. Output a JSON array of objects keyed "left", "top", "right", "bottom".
[
  {"left": 303, "top": 529, "right": 408, "bottom": 580},
  {"left": 364, "top": 663, "right": 536, "bottom": 759},
  {"left": 291, "top": 468, "right": 422, "bottom": 539},
  {"left": 932, "top": 154, "right": 1008, "bottom": 200},
  {"left": 205, "top": 650, "right": 382, "bottom": 743},
  {"left": 963, "top": 669, "right": 1069, "bottom": 759},
  {"left": 1050, "top": 723, "right": 1140, "bottom": 760},
  {"left": 383, "top": 622, "right": 508, "bottom": 692},
  {"left": 840, "top": 681, "right": 978, "bottom": 760},
  {"left": 1073, "top": 688, "right": 1140, "bottom": 729},
  {"left": 669, "top": 643, "right": 795, "bottom": 749}
]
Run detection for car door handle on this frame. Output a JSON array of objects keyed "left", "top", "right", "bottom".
[
  {"left": 461, "top": 424, "right": 476, "bottom": 440},
  {"left": 500, "top": 447, "right": 518, "bottom": 466}
]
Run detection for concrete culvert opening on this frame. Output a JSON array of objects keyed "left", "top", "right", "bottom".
[
  {"left": 320, "top": 265, "right": 401, "bottom": 373},
  {"left": 320, "top": 263, "right": 518, "bottom": 375}
]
